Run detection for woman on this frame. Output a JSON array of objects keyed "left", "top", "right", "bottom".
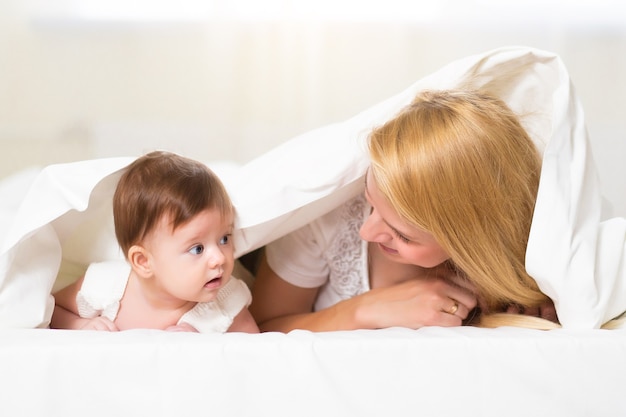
[{"left": 250, "top": 89, "right": 557, "bottom": 332}]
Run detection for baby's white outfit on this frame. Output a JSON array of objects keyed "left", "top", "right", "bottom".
[{"left": 76, "top": 260, "right": 251, "bottom": 333}]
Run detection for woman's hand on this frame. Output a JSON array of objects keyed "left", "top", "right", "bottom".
[{"left": 352, "top": 277, "right": 477, "bottom": 329}]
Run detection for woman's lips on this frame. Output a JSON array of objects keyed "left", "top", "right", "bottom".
[{"left": 378, "top": 243, "right": 398, "bottom": 255}]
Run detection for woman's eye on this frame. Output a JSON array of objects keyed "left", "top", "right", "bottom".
[
  {"left": 189, "top": 245, "right": 204, "bottom": 255},
  {"left": 393, "top": 229, "right": 411, "bottom": 244},
  {"left": 220, "top": 234, "right": 231, "bottom": 245}
]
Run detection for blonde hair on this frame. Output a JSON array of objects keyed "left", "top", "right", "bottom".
[{"left": 369, "top": 90, "right": 549, "bottom": 325}]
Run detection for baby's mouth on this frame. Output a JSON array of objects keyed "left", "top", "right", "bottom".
[{"left": 204, "top": 276, "right": 222, "bottom": 289}]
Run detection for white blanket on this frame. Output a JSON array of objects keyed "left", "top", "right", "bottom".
[{"left": 1, "top": 46, "right": 624, "bottom": 329}]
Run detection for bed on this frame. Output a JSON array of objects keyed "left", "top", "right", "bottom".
[{"left": 1, "top": 46, "right": 625, "bottom": 416}]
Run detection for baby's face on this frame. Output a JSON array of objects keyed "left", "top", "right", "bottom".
[{"left": 144, "top": 208, "right": 235, "bottom": 303}]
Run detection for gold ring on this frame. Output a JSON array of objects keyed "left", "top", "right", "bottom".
[{"left": 448, "top": 302, "right": 459, "bottom": 315}]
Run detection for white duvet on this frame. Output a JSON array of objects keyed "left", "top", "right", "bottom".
[{"left": 1, "top": 45, "right": 624, "bottom": 330}]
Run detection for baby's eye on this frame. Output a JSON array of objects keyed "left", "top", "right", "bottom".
[
  {"left": 189, "top": 244, "right": 204, "bottom": 255},
  {"left": 220, "top": 234, "right": 231, "bottom": 245}
]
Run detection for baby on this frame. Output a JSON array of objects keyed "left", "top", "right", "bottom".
[{"left": 51, "top": 151, "right": 259, "bottom": 333}]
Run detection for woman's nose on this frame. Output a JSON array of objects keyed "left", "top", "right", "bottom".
[{"left": 359, "top": 209, "right": 390, "bottom": 243}]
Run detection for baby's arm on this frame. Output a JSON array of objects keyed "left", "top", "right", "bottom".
[
  {"left": 50, "top": 275, "right": 119, "bottom": 331},
  {"left": 173, "top": 308, "right": 259, "bottom": 333},
  {"left": 165, "top": 322, "right": 199, "bottom": 332},
  {"left": 171, "top": 308, "right": 257, "bottom": 333},
  {"left": 227, "top": 307, "right": 260, "bottom": 333}
]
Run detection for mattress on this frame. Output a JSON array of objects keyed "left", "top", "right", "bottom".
[{"left": 1, "top": 326, "right": 625, "bottom": 416}]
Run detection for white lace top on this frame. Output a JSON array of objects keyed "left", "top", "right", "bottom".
[{"left": 265, "top": 194, "right": 371, "bottom": 311}]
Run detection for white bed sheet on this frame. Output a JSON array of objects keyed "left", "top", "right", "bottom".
[{"left": 1, "top": 327, "right": 625, "bottom": 417}]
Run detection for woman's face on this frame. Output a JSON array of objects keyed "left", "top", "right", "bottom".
[{"left": 359, "top": 170, "right": 450, "bottom": 268}]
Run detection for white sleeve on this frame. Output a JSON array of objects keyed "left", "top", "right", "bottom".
[
  {"left": 265, "top": 221, "right": 330, "bottom": 289},
  {"left": 75, "top": 260, "right": 130, "bottom": 322}
]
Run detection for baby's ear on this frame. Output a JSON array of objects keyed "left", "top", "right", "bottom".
[{"left": 127, "top": 245, "right": 153, "bottom": 278}]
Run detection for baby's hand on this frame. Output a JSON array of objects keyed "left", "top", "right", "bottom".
[
  {"left": 80, "top": 316, "right": 119, "bottom": 331},
  {"left": 165, "top": 322, "right": 199, "bottom": 333}
]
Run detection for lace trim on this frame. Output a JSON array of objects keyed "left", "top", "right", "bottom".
[{"left": 326, "top": 195, "right": 368, "bottom": 299}]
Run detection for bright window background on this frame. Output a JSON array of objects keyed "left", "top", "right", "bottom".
[
  {"left": 24, "top": 0, "right": 626, "bottom": 26},
  {"left": 3, "top": 0, "right": 626, "bottom": 213}
]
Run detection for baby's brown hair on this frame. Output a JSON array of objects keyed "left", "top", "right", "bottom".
[{"left": 113, "top": 151, "right": 233, "bottom": 257}]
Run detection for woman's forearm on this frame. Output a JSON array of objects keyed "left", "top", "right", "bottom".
[
  {"left": 258, "top": 279, "right": 478, "bottom": 332},
  {"left": 258, "top": 312, "right": 356, "bottom": 332},
  {"left": 257, "top": 298, "right": 366, "bottom": 332}
]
